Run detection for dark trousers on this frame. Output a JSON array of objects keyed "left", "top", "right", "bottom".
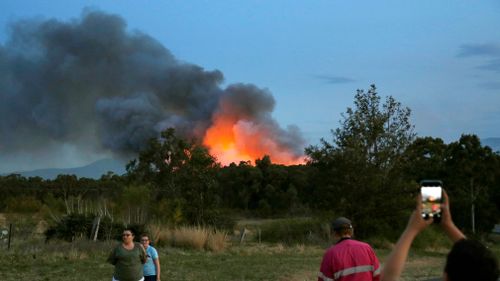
[{"left": 144, "top": 275, "right": 157, "bottom": 281}]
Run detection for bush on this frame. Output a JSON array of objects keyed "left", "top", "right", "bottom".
[
  {"left": 45, "top": 214, "right": 146, "bottom": 242},
  {"left": 202, "top": 209, "right": 236, "bottom": 231},
  {"left": 5, "top": 196, "right": 42, "bottom": 213},
  {"left": 45, "top": 214, "right": 92, "bottom": 241},
  {"left": 258, "top": 218, "right": 329, "bottom": 245}
]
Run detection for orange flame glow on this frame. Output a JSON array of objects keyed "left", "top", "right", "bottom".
[{"left": 203, "top": 114, "right": 305, "bottom": 166}]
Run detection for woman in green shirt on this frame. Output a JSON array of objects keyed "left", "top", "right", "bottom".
[{"left": 108, "top": 229, "right": 147, "bottom": 281}]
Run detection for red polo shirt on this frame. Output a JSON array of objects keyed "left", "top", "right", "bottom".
[{"left": 318, "top": 238, "right": 380, "bottom": 281}]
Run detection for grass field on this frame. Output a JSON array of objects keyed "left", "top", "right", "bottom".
[
  {"left": 1, "top": 213, "right": 498, "bottom": 281},
  {"left": 0, "top": 239, "right": 468, "bottom": 281}
]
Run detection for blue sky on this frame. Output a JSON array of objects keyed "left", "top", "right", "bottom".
[{"left": 1, "top": 0, "right": 500, "bottom": 171}]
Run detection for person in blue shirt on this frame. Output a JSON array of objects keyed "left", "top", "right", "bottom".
[{"left": 140, "top": 233, "right": 161, "bottom": 281}]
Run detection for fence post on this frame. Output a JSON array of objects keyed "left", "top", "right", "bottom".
[{"left": 7, "top": 223, "right": 12, "bottom": 250}]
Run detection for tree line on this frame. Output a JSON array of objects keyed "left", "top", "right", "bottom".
[{"left": 1, "top": 85, "right": 499, "bottom": 239}]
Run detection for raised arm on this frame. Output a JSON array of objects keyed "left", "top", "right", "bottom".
[
  {"left": 381, "top": 195, "right": 432, "bottom": 281},
  {"left": 440, "top": 190, "right": 466, "bottom": 242}
]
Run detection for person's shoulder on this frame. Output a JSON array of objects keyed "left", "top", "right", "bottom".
[{"left": 150, "top": 246, "right": 159, "bottom": 257}]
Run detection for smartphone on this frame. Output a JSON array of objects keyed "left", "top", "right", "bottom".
[{"left": 420, "top": 180, "right": 443, "bottom": 222}]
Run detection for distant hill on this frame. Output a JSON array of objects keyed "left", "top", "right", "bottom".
[
  {"left": 483, "top": 137, "right": 500, "bottom": 153},
  {"left": 6, "top": 158, "right": 127, "bottom": 179}
]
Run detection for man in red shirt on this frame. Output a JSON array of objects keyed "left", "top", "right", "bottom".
[{"left": 318, "top": 217, "right": 381, "bottom": 281}]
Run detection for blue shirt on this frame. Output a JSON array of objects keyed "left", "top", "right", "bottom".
[{"left": 143, "top": 245, "right": 159, "bottom": 276}]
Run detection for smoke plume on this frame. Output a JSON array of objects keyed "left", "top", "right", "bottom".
[{"left": 0, "top": 10, "right": 305, "bottom": 170}]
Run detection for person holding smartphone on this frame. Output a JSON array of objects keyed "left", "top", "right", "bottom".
[{"left": 381, "top": 189, "right": 499, "bottom": 281}]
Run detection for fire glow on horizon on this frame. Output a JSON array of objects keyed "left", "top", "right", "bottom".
[{"left": 203, "top": 113, "right": 306, "bottom": 166}]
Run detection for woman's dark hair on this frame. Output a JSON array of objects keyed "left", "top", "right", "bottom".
[
  {"left": 445, "top": 239, "right": 499, "bottom": 281},
  {"left": 123, "top": 228, "right": 135, "bottom": 236}
]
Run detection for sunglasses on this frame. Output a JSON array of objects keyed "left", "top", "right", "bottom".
[{"left": 141, "top": 239, "right": 149, "bottom": 242}]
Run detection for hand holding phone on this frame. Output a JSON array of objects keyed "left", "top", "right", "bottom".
[{"left": 420, "top": 180, "right": 443, "bottom": 223}]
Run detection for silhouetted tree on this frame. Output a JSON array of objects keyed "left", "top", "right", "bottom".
[
  {"left": 442, "top": 134, "right": 499, "bottom": 234},
  {"left": 306, "top": 85, "right": 416, "bottom": 238}
]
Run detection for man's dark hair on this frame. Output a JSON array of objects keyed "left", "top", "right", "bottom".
[
  {"left": 331, "top": 217, "right": 353, "bottom": 236},
  {"left": 445, "top": 239, "right": 499, "bottom": 281}
]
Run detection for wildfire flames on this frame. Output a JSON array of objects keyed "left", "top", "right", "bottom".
[{"left": 203, "top": 113, "right": 305, "bottom": 166}]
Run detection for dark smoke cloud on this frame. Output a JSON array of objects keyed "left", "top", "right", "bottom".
[
  {"left": 0, "top": 10, "right": 305, "bottom": 165},
  {"left": 220, "top": 84, "right": 305, "bottom": 155}
]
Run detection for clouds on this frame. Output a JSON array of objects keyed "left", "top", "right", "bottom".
[
  {"left": 457, "top": 42, "right": 500, "bottom": 73},
  {"left": 477, "top": 58, "right": 500, "bottom": 73},
  {"left": 314, "top": 75, "right": 356, "bottom": 84},
  {"left": 456, "top": 43, "right": 500, "bottom": 58},
  {"left": 456, "top": 43, "right": 500, "bottom": 88}
]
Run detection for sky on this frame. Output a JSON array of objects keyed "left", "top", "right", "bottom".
[{"left": 1, "top": 0, "right": 500, "bottom": 172}]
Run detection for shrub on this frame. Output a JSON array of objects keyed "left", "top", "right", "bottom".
[
  {"left": 5, "top": 196, "right": 42, "bottom": 213},
  {"left": 203, "top": 209, "right": 236, "bottom": 230},
  {"left": 45, "top": 214, "right": 92, "bottom": 241},
  {"left": 258, "top": 218, "right": 329, "bottom": 245},
  {"left": 45, "top": 214, "right": 146, "bottom": 242}
]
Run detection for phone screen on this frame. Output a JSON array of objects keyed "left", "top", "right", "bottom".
[{"left": 420, "top": 181, "right": 443, "bottom": 221}]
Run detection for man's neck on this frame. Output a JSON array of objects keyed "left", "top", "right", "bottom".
[{"left": 336, "top": 236, "right": 352, "bottom": 244}]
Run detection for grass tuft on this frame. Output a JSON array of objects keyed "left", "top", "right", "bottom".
[
  {"left": 207, "top": 229, "right": 228, "bottom": 252},
  {"left": 153, "top": 225, "right": 229, "bottom": 251}
]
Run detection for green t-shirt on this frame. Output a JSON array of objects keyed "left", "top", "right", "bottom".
[{"left": 108, "top": 242, "right": 146, "bottom": 281}]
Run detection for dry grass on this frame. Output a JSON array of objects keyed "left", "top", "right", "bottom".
[
  {"left": 153, "top": 225, "right": 229, "bottom": 251},
  {"left": 174, "top": 226, "right": 209, "bottom": 250},
  {"left": 206, "top": 229, "right": 228, "bottom": 252}
]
